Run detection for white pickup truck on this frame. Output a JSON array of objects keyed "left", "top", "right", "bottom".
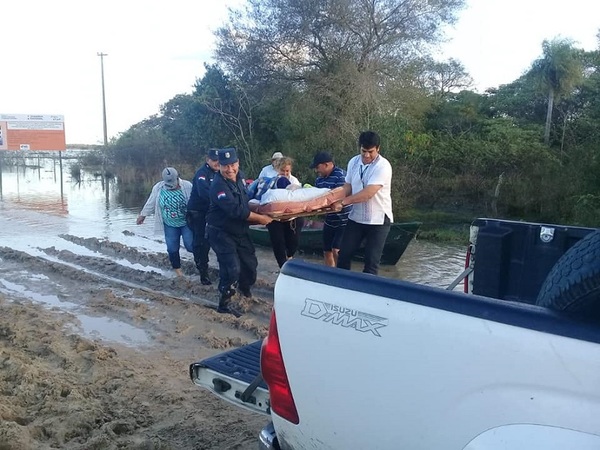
[{"left": 190, "top": 218, "right": 600, "bottom": 449}]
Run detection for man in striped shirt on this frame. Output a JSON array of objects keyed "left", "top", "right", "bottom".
[{"left": 311, "top": 151, "right": 352, "bottom": 267}]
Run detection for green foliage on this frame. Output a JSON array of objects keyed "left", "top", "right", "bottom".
[
  {"left": 69, "top": 164, "right": 82, "bottom": 183},
  {"left": 530, "top": 38, "right": 584, "bottom": 97},
  {"left": 108, "top": 124, "right": 179, "bottom": 182},
  {"left": 571, "top": 194, "right": 600, "bottom": 226},
  {"left": 486, "top": 75, "right": 547, "bottom": 124},
  {"left": 528, "top": 38, "right": 584, "bottom": 145},
  {"left": 78, "top": 151, "right": 104, "bottom": 168}
]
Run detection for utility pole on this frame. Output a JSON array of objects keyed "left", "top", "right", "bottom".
[
  {"left": 97, "top": 52, "right": 108, "bottom": 146},
  {"left": 97, "top": 52, "right": 109, "bottom": 203}
]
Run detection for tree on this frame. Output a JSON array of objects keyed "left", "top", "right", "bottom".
[
  {"left": 216, "top": 0, "right": 466, "bottom": 84},
  {"left": 158, "top": 94, "right": 208, "bottom": 160},
  {"left": 485, "top": 74, "right": 547, "bottom": 125},
  {"left": 193, "top": 64, "right": 266, "bottom": 174},
  {"left": 212, "top": 0, "right": 466, "bottom": 166},
  {"left": 109, "top": 122, "right": 179, "bottom": 178},
  {"left": 529, "top": 38, "right": 583, "bottom": 145},
  {"left": 418, "top": 57, "right": 473, "bottom": 99}
]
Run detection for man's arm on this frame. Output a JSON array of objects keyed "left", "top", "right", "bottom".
[
  {"left": 342, "top": 184, "right": 382, "bottom": 206},
  {"left": 331, "top": 183, "right": 381, "bottom": 212},
  {"left": 341, "top": 183, "right": 352, "bottom": 196}
]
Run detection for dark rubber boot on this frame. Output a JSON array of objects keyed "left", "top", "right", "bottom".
[
  {"left": 200, "top": 270, "right": 212, "bottom": 286},
  {"left": 217, "top": 304, "right": 243, "bottom": 318},
  {"left": 238, "top": 286, "right": 252, "bottom": 298},
  {"left": 217, "top": 286, "right": 242, "bottom": 317}
]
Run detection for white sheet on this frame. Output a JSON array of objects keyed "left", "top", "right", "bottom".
[{"left": 259, "top": 187, "right": 331, "bottom": 205}]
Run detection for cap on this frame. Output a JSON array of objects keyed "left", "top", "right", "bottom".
[
  {"left": 206, "top": 148, "right": 220, "bottom": 161},
  {"left": 162, "top": 167, "right": 178, "bottom": 189},
  {"left": 271, "top": 152, "right": 283, "bottom": 160},
  {"left": 218, "top": 147, "right": 238, "bottom": 165},
  {"left": 309, "top": 151, "right": 333, "bottom": 168}
]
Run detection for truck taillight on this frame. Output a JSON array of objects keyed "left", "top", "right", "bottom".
[{"left": 261, "top": 309, "right": 299, "bottom": 425}]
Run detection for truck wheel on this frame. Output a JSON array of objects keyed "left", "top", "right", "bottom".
[{"left": 536, "top": 230, "right": 600, "bottom": 317}]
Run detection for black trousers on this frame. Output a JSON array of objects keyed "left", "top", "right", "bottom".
[
  {"left": 207, "top": 227, "right": 257, "bottom": 295},
  {"left": 267, "top": 218, "right": 305, "bottom": 268},
  {"left": 187, "top": 210, "right": 211, "bottom": 272},
  {"left": 337, "top": 216, "right": 391, "bottom": 275}
]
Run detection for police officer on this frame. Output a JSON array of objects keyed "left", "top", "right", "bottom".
[
  {"left": 206, "top": 148, "right": 272, "bottom": 317},
  {"left": 187, "top": 148, "right": 220, "bottom": 285}
]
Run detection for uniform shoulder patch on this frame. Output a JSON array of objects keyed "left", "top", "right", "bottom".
[{"left": 217, "top": 191, "right": 227, "bottom": 200}]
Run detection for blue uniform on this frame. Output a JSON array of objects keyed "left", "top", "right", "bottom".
[
  {"left": 206, "top": 171, "right": 257, "bottom": 297},
  {"left": 187, "top": 163, "right": 218, "bottom": 275},
  {"left": 188, "top": 163, "right": 217, "bottom": 211}
]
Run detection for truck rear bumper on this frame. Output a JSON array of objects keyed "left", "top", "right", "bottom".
[
  {"left": 189, "top": 340, "right": 270, "bottom": 416},
  {"left": 259, "top": 422, "right": 278, "bottom": 450}
]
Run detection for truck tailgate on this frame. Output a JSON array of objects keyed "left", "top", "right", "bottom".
[{"left": 189, "top": 339, "right": 270, "bottom": 415}]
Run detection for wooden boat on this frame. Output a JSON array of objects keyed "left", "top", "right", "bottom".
[{"left": 249, "top": 220, "right": 421, "bottom": 265}]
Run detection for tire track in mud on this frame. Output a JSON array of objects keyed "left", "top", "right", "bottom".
[
  {"left": 58, "top": 234, "right": 277, "bottom": 308},
  {"left": 0, "top": 240, "right": 275, "bottom": 341},
  {"left": 1, "top": 233, "right": 275, "bottom": 310}
]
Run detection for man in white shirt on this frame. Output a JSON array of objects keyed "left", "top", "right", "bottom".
[
  {"left": 335, "top": 131, "right": 393, "bottom": 275},
  {"left": 258, "top": 152, "right": 283, "bottom": 179}
]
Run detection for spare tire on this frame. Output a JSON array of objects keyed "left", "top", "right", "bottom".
[{"left": 536, "top": 230, "right": 600, "bottom": 318}]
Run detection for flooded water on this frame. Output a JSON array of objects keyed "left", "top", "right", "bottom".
[{"left": 0, "top": 153, "right": 467, "bottom": 343}]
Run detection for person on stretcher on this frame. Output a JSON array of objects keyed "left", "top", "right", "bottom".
[{"left": 247, "top": 162, "right": 301, "bottom": 202}]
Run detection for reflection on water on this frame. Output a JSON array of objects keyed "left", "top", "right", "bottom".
[
  {"left": 0, "top": 152, "right": 467, "bottom": 289},
  {"left": 0, "top": 278, "right": 149, "bottom": 346},
  {"left": 385, "top": 239, "right": 466, "bottom": 287},
  {"left": 0, "top": 153, "right": 147, "bottom": 244},
  {"left": 291, "top": 239, "right": 466, "bottom": 289}
]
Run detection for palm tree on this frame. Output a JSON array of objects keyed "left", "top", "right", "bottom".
[{"left": 529, "top": 38, "right": 583, "bottom": 145}]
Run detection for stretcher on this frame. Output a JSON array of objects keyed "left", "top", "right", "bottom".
[{"left": 248, "top": 186, "right": 346, "bottom": 220}]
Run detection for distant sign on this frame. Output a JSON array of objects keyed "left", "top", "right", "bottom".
[{"left": 0, "top": 114, "right": 66, "bottom": 151}]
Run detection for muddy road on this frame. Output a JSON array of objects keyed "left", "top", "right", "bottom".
[{"left": 0, "top": 234, "right": 274, "bottom": 450}]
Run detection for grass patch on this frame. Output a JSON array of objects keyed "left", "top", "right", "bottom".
[{"left": 417, "top": 227, "right": 469, "bottom": 244}]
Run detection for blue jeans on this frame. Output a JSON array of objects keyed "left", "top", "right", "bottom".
[
  {"left": 164, "top": 223, "right": 193, "bottom": 269},
  {"left": 337, "top": 216, "right": 391, "bottom": 275}
]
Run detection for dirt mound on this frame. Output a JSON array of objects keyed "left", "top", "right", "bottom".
[{"left": 0, "top": 238, "right": 274, "bottom": 449}]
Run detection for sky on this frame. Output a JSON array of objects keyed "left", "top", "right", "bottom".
[
  {"left": 2, "top": 0, "right": 599, "bottom": 145},
  {"left": 441, "top": 0, "right": 600, "bottom": 92}
]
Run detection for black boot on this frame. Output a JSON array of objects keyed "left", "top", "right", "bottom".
[
  {"left": 238, "top": 286, "right": 252, "bottom": 298},
  {"left": 200, "top": 269, "right": 212, "bottom": 286},
  {"left": 217, "top": 286, "right": 242, "bottom": 318}
]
